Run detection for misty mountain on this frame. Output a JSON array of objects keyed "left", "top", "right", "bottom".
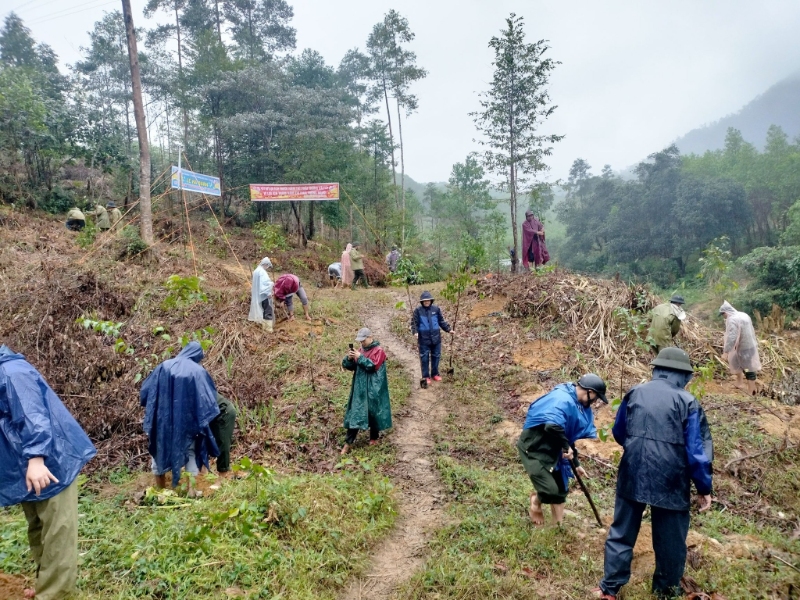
[{"left": 674, "top": 71, "right": 800, "bottom": 154}]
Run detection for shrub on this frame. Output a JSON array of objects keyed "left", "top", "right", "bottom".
[
  {"left": 253, "top": 221, "right": 289, "bottom": 253},
  {"left": 738, "top": 246, "right": 800, "bottom": 309},
  {"left": 118, "top": 225, "right": 148, "bottom": 259},
  {"left": 38, "top": 186, "right": 74, "bottom": 214}
]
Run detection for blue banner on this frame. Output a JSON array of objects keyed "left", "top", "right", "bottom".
[{"left": 171, "top": 166, "right": 221, "bottom": 197}]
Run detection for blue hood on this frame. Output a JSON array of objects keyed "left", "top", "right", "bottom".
[
  {"left": 652, "top": 367, "right": 693, "bottom": 390},
  {"left": 523, "top": 383, "right": 598, "bottom": 443},
  {"left": 0, "top": 346, "right": 96, "bottom": 506},
  {"left": 140, "top": 342, "right": 219, "bottom": 486}
]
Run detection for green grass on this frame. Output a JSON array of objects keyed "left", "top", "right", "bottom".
[
  {"left": 389, "top": 313, "right": 800, "bottom": 599},
  {"left": 0, "top": 464, "right": 397, "bottom": 599}
]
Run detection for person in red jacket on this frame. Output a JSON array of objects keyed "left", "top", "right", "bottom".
[{"left": 273, "top": 274, "right": 311, "bottom": 321}]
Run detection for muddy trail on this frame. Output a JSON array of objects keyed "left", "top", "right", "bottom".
[{"left": 341, "top": 304, "right": 446, "bottom": 600}]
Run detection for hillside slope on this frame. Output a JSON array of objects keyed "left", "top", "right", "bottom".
[{"left": 675, "top": 71, "right": 800, "bottom": 154}]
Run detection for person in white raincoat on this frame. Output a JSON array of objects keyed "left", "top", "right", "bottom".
[
  {"left": 719, "top": 301, "right": 762, "bottom": 395},
  {"left": 248, "top": 257, "right": 275, "bottom": 331}
]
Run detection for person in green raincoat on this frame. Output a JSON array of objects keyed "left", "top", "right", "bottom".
[
  {"left": 647, "top": 295, "right": 686, "bottom": 354},
  {"left": 86, "top": 201, "right": 111, "bottom": 231},
  {"left": 341, "top": 327, "right": 392, "bottom": 454}
]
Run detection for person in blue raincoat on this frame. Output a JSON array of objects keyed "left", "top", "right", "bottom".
[
  {"left": 412, "top": 290, "right": 454, "bottom": 384},
  {"left": 140, "top": 341, "right": 220, "bottom": 488},
  {"left": 517, "top": 374, "right": 607, "bottom": 526},
  {"left": 593, "top": 348, "right": 712, "bottom": 600},
  {"left": 0, "top": 345, "right": 96, "bottom": 600}
]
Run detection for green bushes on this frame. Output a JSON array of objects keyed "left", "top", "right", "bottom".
[{"left": 738, "top": 246, "right": 800, "bottom": 311}]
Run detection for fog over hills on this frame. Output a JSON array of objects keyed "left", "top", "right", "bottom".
[{"left": 675, "top": 70, "right": 800, "bottom": 154}]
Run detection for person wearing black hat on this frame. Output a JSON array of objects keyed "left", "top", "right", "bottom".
[
  {"left": 593, "top": 348, "right": 713, "bottom": 600},
  {"left": 518, "top": 374, "right": 607, "bottom": 526},
  {"left": 349, "top": 242, "right": 369, "bottom": 289},
  {"left": 108, "top": 201, "right": 123, "bottom": 232},
  {"left": 647, "top": 295, "right": 686, "bottom": 354},
  {"left": 411, "top": 291, "right": 453, "bottom": 384}
]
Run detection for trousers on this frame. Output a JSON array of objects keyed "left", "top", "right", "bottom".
[
  {"left": 600, "top": 494, "right": 690, "bottom": 599},
  {"left": 210, "top": 396, "right": 238, "bottom": 472},
  {"left": 21, "top": 479, "right": 79, "bottom": 600},
  {"left": 351, "top": 269, "right": 369, "bottom": 289},
  {"left": 419, "top": 340, "right": 441, "bottom": 378},
  {"left": 345, "top": 426, "right": 379, "bottom": 444}
]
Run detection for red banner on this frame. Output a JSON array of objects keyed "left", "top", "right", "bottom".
[{"left": 250, "top": 183, "right": 339, "bottom": 201}]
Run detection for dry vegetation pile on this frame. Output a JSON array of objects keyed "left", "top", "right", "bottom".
[{"left": 0, "top": 212, "right": 389, "bottom": 473}]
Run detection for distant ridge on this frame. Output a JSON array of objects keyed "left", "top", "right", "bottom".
[{"left": 674, "top": 71, "right": 800, "bottom": 154}]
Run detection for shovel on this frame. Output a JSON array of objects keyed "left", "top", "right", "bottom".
[{"left": 570, "top": 458, "right": 603, "bottom": 528}]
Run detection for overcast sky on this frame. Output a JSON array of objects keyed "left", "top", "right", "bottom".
[{"left": 6, "top": 0, "right": 800, "bottom": 184}]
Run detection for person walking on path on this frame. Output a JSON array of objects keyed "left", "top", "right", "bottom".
[
  {"left": 86, "top": 201, "right": 111, "bottom": 231},
  {"left": 140, "top": 342, "right": 222, "bottom": 489},
  {"left": 0, "top": 345, "right": 97, "bottom": 600},
  {"left": 386, "top": 245, "right": 401, "bottom": 273},
  {"left": 341, "top": 243, "right": 354, "bottom": 287},
  {"left": 521, "top": 210, "right": 550, "bottom": 270},
  {"left": 517, "top": 374, "right": 607, "bottom": 526},
  {"left": 593, "top": 348, "right": 713, "bottom": 600},
  {"left": 341, "top": 328, "right": 392, "bottom": 455},
  {"left": 647, "top": 295, "right": 686, "bottom": 354},
  {"left": 412, "top": 291, "right": 454, "bottom": 384},
  {"left": 65, "top": 206, "right": 86, "bottom": 231},
  {"left": 108, "top": 201, "right": 123, "bottom": 232},
  {"left": 719, "top": 300, "right": 761, "bottom": 396},
  {"left": 274, "top": 273, "right": 311, "bottom": 321},
  {"left": 349, "top": 242, "right": 369, "bottom": 289},
  {"left": 248, "top": 257, "right": 275, "bottom": 332}
]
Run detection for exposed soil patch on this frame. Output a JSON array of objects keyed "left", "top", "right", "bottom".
[
  {"left": 513, "top": 338, "right": 568, "bottom": 372},
  {"left": 0, "top": 572, "right": 27, "bottom": 600},
  {"left": 758, "top": 405, "right": 800, "bottom": 442},
  {"left": 494, "top": 419, "right": 520, "bottom": 446},
  {"left": 575, "top": 404, "right": 620, "bottom": 461},
  {"left": 341, "top": 305, "right": 446, "bottom": 600},
  {"left": 468, "top": 294, "right": 507, "bottom": 320}
]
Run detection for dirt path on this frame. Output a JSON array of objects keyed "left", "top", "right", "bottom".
[{"left": 341, "top": 307, "right": 446, "bottom": 600}]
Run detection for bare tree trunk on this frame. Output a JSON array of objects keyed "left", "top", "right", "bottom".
[
  {"left": 122, "top": 0, "right": 153, "bottom": 245},
  {"left": 175, "top": 2, "right": 189, "bottom": 148},
  {"left": 396, "top": 98, "right": 406, "bottom": 247},
  {"left": 214, "top": 0, "right": 222, "bottom": 43},
  {"left": 382, "top": 78, "right": 399, "bottom": 210}
]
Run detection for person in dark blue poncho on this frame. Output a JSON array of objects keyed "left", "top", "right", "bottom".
[
  {"left": 0, "top": 345, "right": 96, "bottom": 600},
  {"left": 140, "top": 341, "right": 221, "bottom": 488},
  {"left": 593, "top": 348, "right": 713, "bottom": 600},
  {"left": 517, "top": 373, "right": 607, "bottom": 526}
]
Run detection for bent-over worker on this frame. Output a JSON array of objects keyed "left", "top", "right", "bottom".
[
  {"left": 518, "top": 374, "right": 607, "bottom": 526},
  {"left": 341, "top": 328, "right": 392, "bottom": 454},
  {"left": 274, "top": 273, "right": 311, "bottom": 321},
  {"left": 140, "top": 342, "right": 222, "bottom": 488},
  {"left": 108, "top": 201, "right": 123, "bottom": 232},
  {"left": 719, "top": 300, "right": 761, "bottom": 396},
  {"left": 594, "top": 348, "right": 713, "bottom": 600},
  {"left": 0, "top": 345, "right": 97, "bottom": 600},
  {"left": 647, "top": 295, "right": 686, "bottom": 354},
  {"left": 65, "top": 206, "right": 86, "bottom": 231},
  {"left": 86, "top": 201, "right": 111, "bottom": 231}
]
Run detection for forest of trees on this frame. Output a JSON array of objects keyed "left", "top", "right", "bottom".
[
  {"left": 556, "top": 126, "right": 800, "bottom": 312},
  {"left": 0, "top": 6, "right": 433, "bottom": 252},
  {"left": 1, "top": 7, "right": 559, "bottom": 278}
]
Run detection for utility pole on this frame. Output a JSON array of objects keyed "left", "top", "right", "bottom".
[{"left": 121, "top": 0, "right": 154, "bottom": 246}]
